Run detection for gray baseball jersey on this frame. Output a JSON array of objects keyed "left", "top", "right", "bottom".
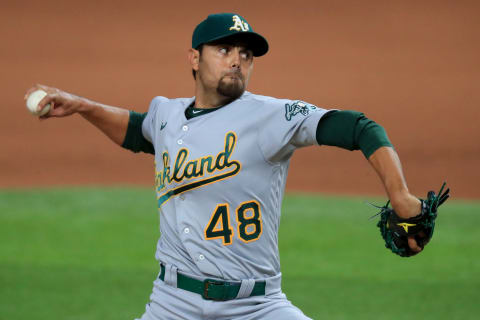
[{"left": 142, "top": 91, "right": 330, "bottom": 281}]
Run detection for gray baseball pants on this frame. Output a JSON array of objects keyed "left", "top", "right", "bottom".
[{"left": 135, "top": 267, "right": 312, "bottom": 320}]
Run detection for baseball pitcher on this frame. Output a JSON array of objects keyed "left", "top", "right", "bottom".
[{"left": 25, "top": 13, "right": 449, "bottom": 320}]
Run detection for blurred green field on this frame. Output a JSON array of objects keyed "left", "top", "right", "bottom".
[{"left": 0, "top": 188, "right": 478, "bottom": 320}]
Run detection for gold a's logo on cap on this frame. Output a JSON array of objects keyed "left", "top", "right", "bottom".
[{"left": 229, "top": 15, "right": 249, "bottom": 32}]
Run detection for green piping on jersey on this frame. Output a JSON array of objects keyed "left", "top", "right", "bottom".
[
  {"left": 185, "top": 103, "right": 222, "bottom": 119},
  {"left": 122, "top": 111, "right": 155, "bottom": 154},
  {"left": 316, "top": 110, "right": 393, "bottom": 158}
]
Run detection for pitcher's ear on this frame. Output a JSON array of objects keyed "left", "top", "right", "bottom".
[{"left": 188, "top": 48, "right": 200, "bottom": 72}]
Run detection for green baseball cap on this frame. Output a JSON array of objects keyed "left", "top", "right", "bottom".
[{"left": 192, "top": 13, "right": 269, "bottom": 57}]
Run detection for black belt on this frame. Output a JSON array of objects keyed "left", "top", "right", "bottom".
[{"left": 159, "top": 264, "right": 266, "bottom": 301}]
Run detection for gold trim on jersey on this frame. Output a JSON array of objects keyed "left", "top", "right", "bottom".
[
  {"left": 204, "top": 203, "right": 234, "bottom": 246},
  {"left": 155, "top": 131, "right": 241, "bottom": 207},
  {"left": 236, "top": 200, "right": 263, "bottom": 243}
]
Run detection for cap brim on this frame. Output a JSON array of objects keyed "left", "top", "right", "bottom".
[{"left": 204, "top": 32, "right": 269, "bottom": 57}]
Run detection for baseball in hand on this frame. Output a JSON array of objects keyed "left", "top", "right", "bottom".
[{"left": 26, "top": 89, "right": 51, "bottom": 116}]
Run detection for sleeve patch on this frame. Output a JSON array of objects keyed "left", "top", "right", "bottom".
[{"left": 284, "top": 101, "right": 318, "bottom": 121}]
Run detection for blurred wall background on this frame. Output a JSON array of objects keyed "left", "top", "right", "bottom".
[{"left": 1, "top": 0, "right": 479, "bottom": 198}]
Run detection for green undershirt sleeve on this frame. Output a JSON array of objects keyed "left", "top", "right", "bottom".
[
  {"left": 121, "top": 111, "right": 155, "bottom": 154},
  {"left": 316, "top": 110, "right": 393, "bottom": 159}
]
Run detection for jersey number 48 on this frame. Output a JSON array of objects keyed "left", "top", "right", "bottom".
[{"left": 204, "top": 200, "right": 262, "bottom": 245}]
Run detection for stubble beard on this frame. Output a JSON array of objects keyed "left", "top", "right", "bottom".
[{"left": 216, "top": 73, "right": 246, "bottom": 101}]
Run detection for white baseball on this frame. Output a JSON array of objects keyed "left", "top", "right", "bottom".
[{"left": 26, "top": 89, "right": 51, "bottom": 116}]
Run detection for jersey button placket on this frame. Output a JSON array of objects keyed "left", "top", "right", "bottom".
[{"left": 178, "top": 123, "right": 189, "bottom": 146}]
